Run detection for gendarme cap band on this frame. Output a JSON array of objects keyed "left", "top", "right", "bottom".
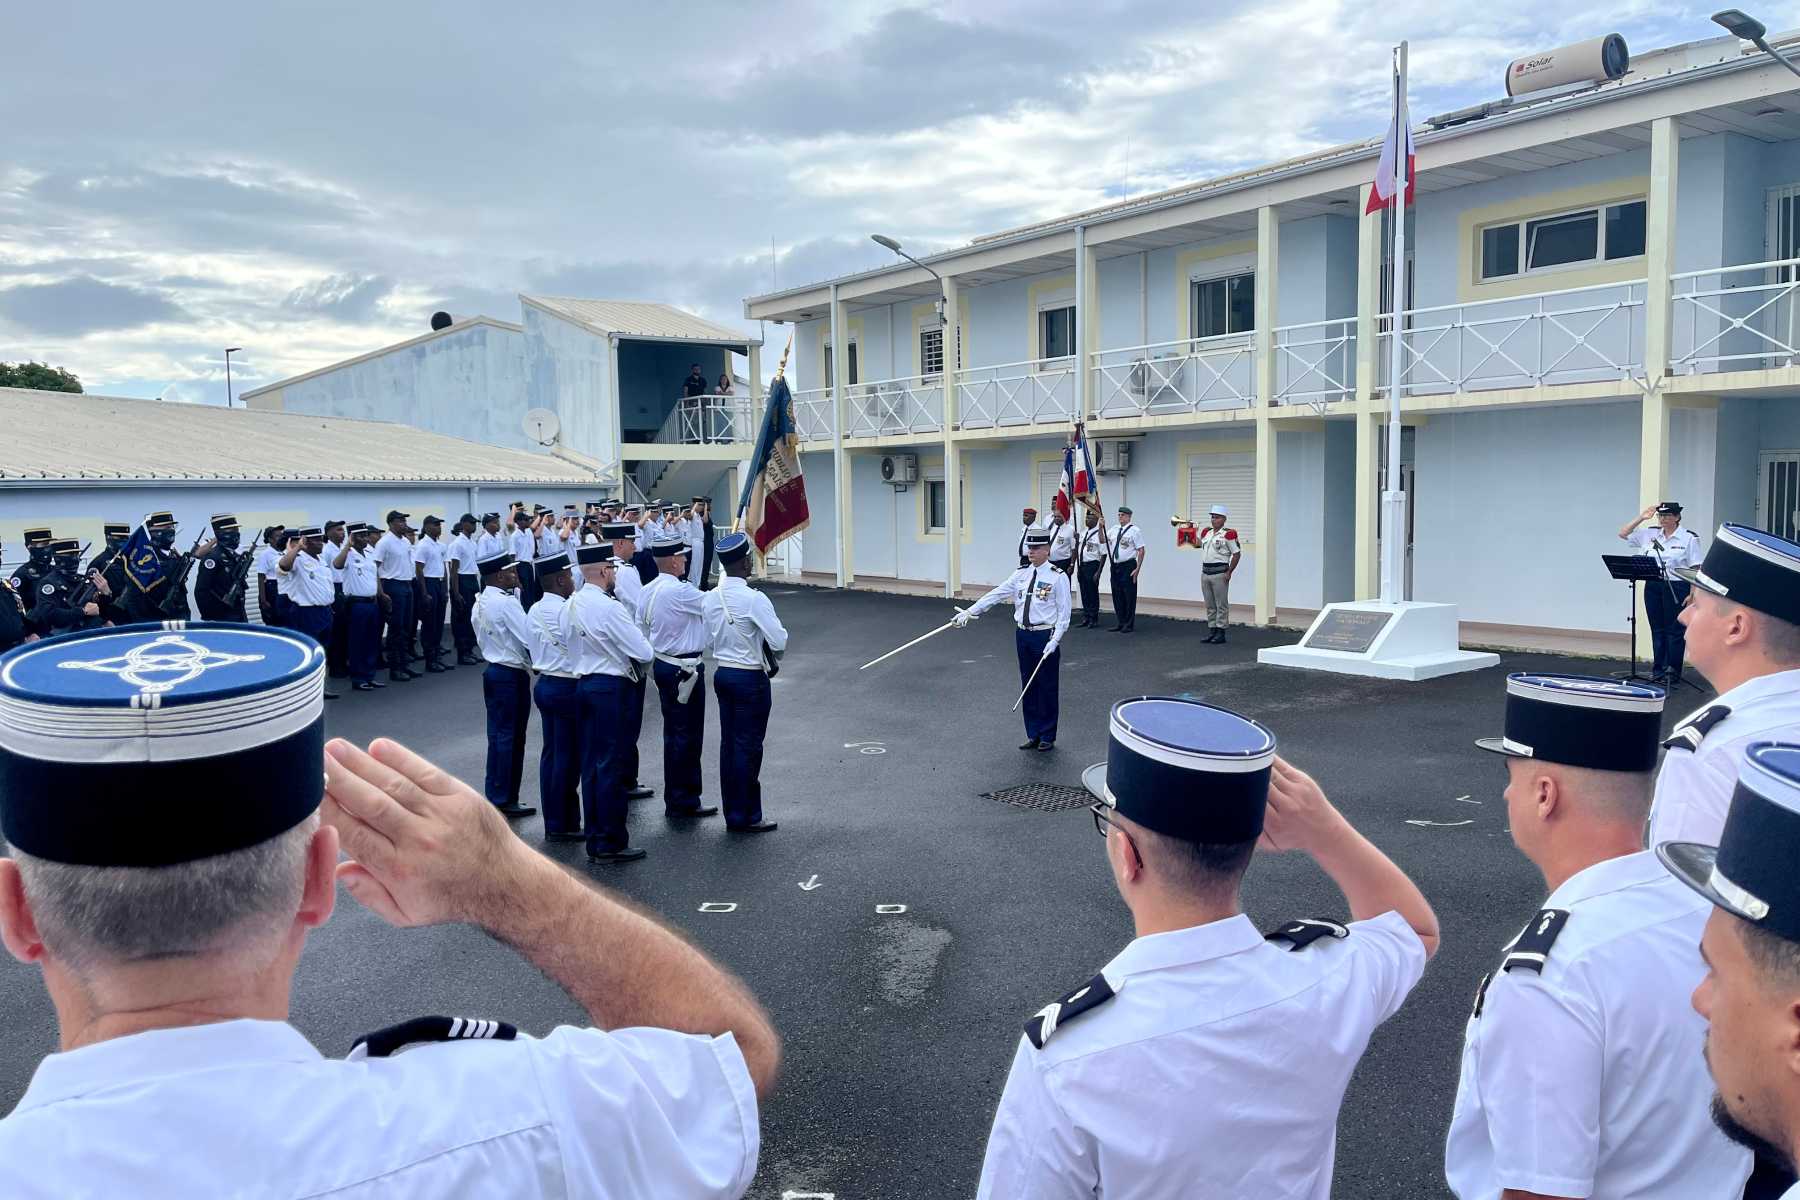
[
  {"left": 1660, "top": 742, "right": 1800, "bottom": 941},
  {"left": 575, "top": 545, "right": 612, "bottom": 566},
  {"left": 1475, "top": 673, "right": 1666, "bottom": 772},
  {"left": 1081, "top": 697, "right": 1275, "bottom": 843},
  {"left": 651, "top": 535, "right": 689, "bottom": 557},
  {"left": 534, "top": 552, "right": 570, "bottom": 575},
  {"left": 717, "top": 532, "right": 752, "bottom": 565},
  {"left": 602, "top": 522, "right": 637, "bottom": 540},
  {"left": 1677, "top": 524, "right": 1800, "bottom": 626},
  {"left": 477, "top": 552, "right": 515, "bottom": 577},
  {"left": 0, "top": 622, "right": 326, "bottom": 866}
]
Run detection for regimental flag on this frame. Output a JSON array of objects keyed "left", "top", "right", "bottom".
[
  {"left": 1054, "top": 421, "right": 1101, "bottom": 523},
  {"left": 120, "top": 518, "right": 171, "bottom": 595},
  {"left": 1365, "top": 62, "right": 1416, "bottom": 214},
  {"left": 737, "top": 374, "right": 810, "bottom": 559}
]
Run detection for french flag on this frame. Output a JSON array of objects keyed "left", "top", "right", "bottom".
[
  {"left": 1365, "top": 73, "right": 1416, "bottom": 214},
  {"left": 1055, "top": 422, "right": 1099, "bottom": 522}
]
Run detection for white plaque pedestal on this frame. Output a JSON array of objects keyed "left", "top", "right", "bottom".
[{"left": 1257, "top": 601, "right": 1499, "bottom": 682}]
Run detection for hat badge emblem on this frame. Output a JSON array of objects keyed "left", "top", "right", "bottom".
[{"left": 58, "top": 634, "right": 265, "bottom": 695}]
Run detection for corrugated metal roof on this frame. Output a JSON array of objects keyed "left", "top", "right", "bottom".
[
  {"left": 522, "top": 296, "right": 760, "bottom": 346},
  {"left": 0, "top": 388, "right": 602, "bottom": 485}
]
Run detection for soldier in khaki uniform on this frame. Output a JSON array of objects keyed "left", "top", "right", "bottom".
[{"left": 1197, "top": 504, "right": 1240, "bottom": 644}]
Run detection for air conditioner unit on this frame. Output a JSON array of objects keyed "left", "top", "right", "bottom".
[
  {"left": 1094, "top": 440, "right": 1132, "bottom": 475},
  {"left": 1126, "top": 360, "right": 1148, "bottom": 397},
  {"left": 880, "top": 453, "right": 919, "bottom": 487}
]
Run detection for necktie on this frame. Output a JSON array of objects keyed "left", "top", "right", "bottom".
[{"left": 1025, "top": 567, "right": 1038, "bottom": 627}]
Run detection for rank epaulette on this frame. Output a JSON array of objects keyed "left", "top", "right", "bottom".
[
  {"left": 348, "top": 1015, "right": 518, "bottom": 1060},
  {"left": 1662, "top": 704, "right": 1732, "bottom": 753},
  {"left": 1500, "top": 908, "right": 1570, "bottom": 974},
  {"left": 1264, "top": 917, "right": 1350, "bottom": 951},
  {"left": 1471, "top": 971, "right": 1493, "bottom": 1019},
  {"left": 1024, "top": 973, "right": 1118, "bottom": 1050}
]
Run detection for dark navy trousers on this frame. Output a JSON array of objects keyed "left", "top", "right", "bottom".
[
  {"left": 579, "top": 673, "right": 632, "bottom": 853},
  {"left": 620, "top": 671, "right": 648, "bottom": 789},
  {"left": 1015, "top": 627, "right": 1060, "bottom": 745},
  {"left": 383, "top": 580, "right": 415, "bottom": 676},
  {"left": 1645, "top": 579, "right": 1691, "bottom": 679},
  {"left": 345, "top": 597, "right": 380, "bottom": 684},
  {"left": 482, "top": 663, "right": 531, "bottom": 807},
  {"left": 287, "top": 603, "right": 332, "bottom": 652},
  {"left": 653, "top": 659, "right": 707, "bottom": 813},
  {"left": 451, "top": 575, "right": 478, "bottom": 653},
  {"left": 713, "top": 667, "right": 771, "bottom": 828},
  {"left": 419, "top": 577, "right": 447, "bottom": 664},
  {"left": 533, "top": 674, "right": 584, "bottom": 834}
]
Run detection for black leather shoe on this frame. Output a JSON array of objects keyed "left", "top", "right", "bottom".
[
  {"left": 1019, "top": 738, "right": 1040, "bottom": 750},
  {"left": 389, "top": 673, "right": 412, "bottom": 684},
  {"left": 667, "top": 805, "right": 720, "bottom": 819},
  {"left": 1036, "top": 740, "right": 1055, "bottom": 752},
  {"left": 726, "top": 820, "right": 778, "bottom": 834},
  {"left": 324, "top": 691, "right": 341, "bottom": 700},
  {"left": 544, "top": 830, "right": 587, "bottom": 842},
  {"left": 352, "top": 682, "right": 377, "bottom": 692},
  {"left": 495, "top": 802, "right": 538, "bottom": 818},
  {"left": 624, "top": 785, "right": 656, "bottom": 800},
  {"left": 457, "top": 654, "right": 482, "bottom": 666},
  {"left": 425, "top": 663, "right": 448, "bottom": 674},
  {"left": 1109, "top": 626, "right": 1124, "bottom": 632},
  {"left": 588, "top": 846, "right": 647, "bottom": 864}
]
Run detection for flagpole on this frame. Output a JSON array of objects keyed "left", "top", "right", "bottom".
[
  {"left": 1379, "top": 40, "right": 1409, "bottom": 606},
  {"left": 735, "top": 333, "right": 794, "bottom": 536}
]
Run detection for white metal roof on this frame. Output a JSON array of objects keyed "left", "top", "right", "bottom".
[
  {"left": 238, "top": 315, "right": 522, "bottom": 401},
  {"left": 0, "top": 388, "right": 602, "bottom": 485},
  {"left": 521, "top": 296, "right": 760, "bottom": 347}
]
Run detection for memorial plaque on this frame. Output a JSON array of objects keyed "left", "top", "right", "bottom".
[{"left": 1302, "top": 608, "right": 1393, "bottom": 654}]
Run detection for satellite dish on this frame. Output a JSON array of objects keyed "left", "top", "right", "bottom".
[{"left": 523, "top": 408, "right": 561, "bottom": 447}]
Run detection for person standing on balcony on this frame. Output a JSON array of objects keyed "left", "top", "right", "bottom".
[
  {"left": 1619, "top": 501, "right": 1704, "bottom": 686},
  {"left": 1076, "top": 509, "right": 1108, "bottom": 629},
  {"left": 682, "top": 364, "right": 708, "bottom": 401},
  {"left": 1017, "top": 506, "right": 1040, "bottom": 568},
  {"left": 1198, "top": 505, "right": 1241, "bottom": 645},
  {"left": 715, "top": 372, "right": 733, "bottom": 397},
  {"left": 1107, "top": 505, "right": 1146, "bottom": 633}
]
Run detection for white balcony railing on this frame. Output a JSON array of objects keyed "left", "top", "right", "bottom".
[
  {"left": 789, "top": 386, "right": 835, "bottom": 443},
  {"left": 1273, "top": 318, "right": 1357, "bottom": 406},
  {"left": 844, "top": 374, "right": 945, "bottom": 438},
  {"left": 1376, "top": 278, "right": 1647, "bottom": 398},
  {"left": 1091, "top": 335, "right": 1254, "bottom": 418},
  {"left": 955, "top": 357, "right": 1078, "bottom": 429},
  {"left": 658, "top": 393, "right": 759, "bottom": 445},
  {"left": 1671, "top": 256, "right": 1800, "bottom": 373}
]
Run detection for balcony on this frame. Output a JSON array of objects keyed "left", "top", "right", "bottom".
[
  {"left": 1091, "top": 335, "right": 1254, "bottom": 418},
  {"left": 1671, "top": 256, "right": 1800, "bottom": 373},
  {"left": 955, "top": 356, "right": 1078, "bottom": 429},
  {"left": 790, "top": 386, "right": 835, "bottom": 443},
  {"left": 660, "top": 393, "right": 760, "bottom": 444},
  {"left": 1274, "top": 318, "right": 1357, "bottom": 407},
  {"left": 844, "top": 373, "right": 945, "bottom": 438}
]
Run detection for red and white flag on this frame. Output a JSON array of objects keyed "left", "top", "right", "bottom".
[
  {"left": 1054, "top": 421, "right": 1100, "bottom": 523},
  {"left": 1365, "top": 72, "right": 1416, "bottom": 214}
]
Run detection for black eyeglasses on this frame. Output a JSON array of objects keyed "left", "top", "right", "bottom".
[{"left": 1090, "top": 803, "right": 1119, "bottom": 838}]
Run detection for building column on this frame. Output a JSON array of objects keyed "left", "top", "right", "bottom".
[
  {"left": 748, "top": 343, "right": 763, "bottom": 402},
  {"left": 831, "top": 283, "right": 854, "bottom": 587},
  {"left": 1353, "top": 183, "right": 1383, "bottom": 600},
  {"left": 1075, "top": 224, "right": 1099, "bottom": 420},
  {"left": 1637, "top": 117, "right": 1679, "bottom": 659},
  {"left": 1254, "top": 205, "right": 1280, "bottom": 625},
  {"left": 942, "top": 274, "right": 963, "bottom": 598}
]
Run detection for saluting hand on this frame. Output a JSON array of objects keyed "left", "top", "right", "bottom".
[
  {"left": 322, "top": 737, "right": 532, "bottom": 927},
  {"left": 1259, "top": 756, "right": 1350, "bottom": 855}
]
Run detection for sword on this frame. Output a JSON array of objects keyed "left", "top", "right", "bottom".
[
  {"left": 1011, "top": 650, "right": 1053, "bottom": 713},
  {"left": 858, "top": 609, "right": 966, "bottom": 671}
]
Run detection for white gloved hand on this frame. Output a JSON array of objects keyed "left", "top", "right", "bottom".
[{"left": 951, "top": 611, "right": 971, "bottom": 629}]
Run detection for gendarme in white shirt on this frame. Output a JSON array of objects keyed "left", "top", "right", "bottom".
[
  {"left": 1648, "top": 667, "right": 1800, "bottom": 847},
  {"left": 373, "top": 531, "right": 414, "bottom": 582},
  {"left": 413, "top": 536, "right": 447, "bottom": 581},
  {"left": 703, "top": 577, "right": 787, "bottom": 671},
  {"left": 473, "top": 586, "right": 532, "bottom": 671},
  {"left": 0, "top": 1018, "right": 758, "bottom": 1199}
]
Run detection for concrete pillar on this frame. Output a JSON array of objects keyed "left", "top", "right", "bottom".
[
  {"left": 748, "top": 343, "right": 763, "bottom": 402},
  {"left": 942, "top": 274, "right": 963, "bottom": 598},
  {"left": 1076, "top": 224, "right": 1099, "bottom": 420},
  {"left": 831, "top": 284, "right": 854, "bottom": 587},
  {"left": 1254, "top": 206, "right": 1280, "bottom": 624},
  {"left": 1353, "top": 183, "right": 1382, "bottom": 599},
  {"left": 1636, "top": 117, "right": 1679, "bottom": 659}
]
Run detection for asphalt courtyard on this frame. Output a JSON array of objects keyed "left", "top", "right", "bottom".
[{"left": 0, "top": 587, "right": 1717, "bottom": 1198}]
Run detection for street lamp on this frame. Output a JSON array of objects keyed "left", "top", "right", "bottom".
[
  {"left": 224, "top": 347, "right": 242, "bottom": 407},
  {"left": 1714, "top": 9, "right": 1800, "bottom": 81},
  {"left": 871, "top": 233, "right": 946, "bottom": 324}
]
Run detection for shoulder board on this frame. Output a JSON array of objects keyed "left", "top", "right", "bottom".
[
  {"left": 1264, "top": 917, "right": 1350, "bottom": 950},
  {"left": 1662, "top": 704, "right": 1732, "bottom": 753},
  {"left": 1224, "top": 529, "right": 1239, "bottom": 539},
  {"left": 1501, "top": 908, "right": 1569, "bottom": 974},
  {"left": 347, "top": 1014, "right": 518, "bottom": 1060},
  {"left": 1471, "top": 971, "right": 1493, "bottom": 1019},
  {"left": 1024, "top": 972, "right": 1117, "bottom": 1050}
]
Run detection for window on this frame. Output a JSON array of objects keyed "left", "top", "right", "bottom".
[
  {"left": 1191, "top": 272, "right": 1255, "bottom": 338},
  {"left": 1187, "top": 453, "right": 1255, "bottom": 542},
  {"left": 1040, "top": 305, "right": 1076, "bottom": 360},
  {"left": 1478, "top": 199, "right": 1646, "bottom": 280},
  {"left": 924, "top": 477, "right": 964, "bottom": 533},
  {"left": 1037, "top": 460, "right": 1063, "bottom": 519},
  {"left": 920, "top": 328, "right": 943, "bottom": 377},
  {"left": 823, "top": 341, "right": 859, "bottom": 387}
]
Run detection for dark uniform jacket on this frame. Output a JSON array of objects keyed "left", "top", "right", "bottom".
[
  {"left": 26, "top": 567, "right": 99, "bottom": 635},
  {"left": 193, "top": 543, "right": 249, "bottom": 621},
  {"left": 0, "top": 579, "right": 26, "bottom": 651},
  {"left": 120, "top": 546, "right": 190, "bottom": 622}
]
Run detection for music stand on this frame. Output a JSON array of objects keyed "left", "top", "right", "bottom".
[{"left": 1603, "top": 554, "right": 1664, "bottom": 684}]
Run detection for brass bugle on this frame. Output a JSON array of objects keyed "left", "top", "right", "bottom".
[{"left": 1170, "top": 514, "right": 1195, "bottom": 527}]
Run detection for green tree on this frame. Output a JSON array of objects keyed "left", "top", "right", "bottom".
[{"left": 0, "top": 362, "right": 83, "bottom": 393}]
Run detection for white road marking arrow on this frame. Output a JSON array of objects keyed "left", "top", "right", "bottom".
[
  {"left": 1405, "top": 819, "right": 1474, "bottom": 828},
  {"left": 798, "top": 875, "right": 822, "bottom": 891},
  {"left": 1453, "top": 794, "right": 1480, "bottom": 805}
]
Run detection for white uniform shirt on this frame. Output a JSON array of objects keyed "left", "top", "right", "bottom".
[
  {"left": 703, "top": 576, "right": 788, "bottom": 670},
  {"left": 341, "top": 546, "right": 378, "bottom": 598},
  {"left": 373, "top": 531, "right": 414, "bottom": 582},
  {"left": 1107, "top": 522, "right": 1145, "bottom": 566},
  {"left": 1445, "top": 852, "right": 1750, "bottom": 1199},
  {"left": 1625, "top": 525, "right": 1705, "bottom": 579},
  {"left": 0, "top": 1018, "right": 757, "bottom": 1200},
  {"left": 977, "top": 911, "right": 1426, "bottom": 1200},
  {"left": 509, "top": 528, "right": 537, "bottom": 568},
  {"left": 473, "top": 586, "right": 533, "bottom": 670},
  {"left": 526, "top": 592, "right": 577, "bottom": 676},
  {"left": 475, "top": 529, "right": 505, "bottom": 561},
  {"left": 325, "top": 536, "right": 347, "bottom": 585},
  {"left": 1015, "top": 523, "right": 1040, "bottom": 563},
  {"left": 413, "top": 536, "right": 446, "bottom": 581},
  {"left": 686, "top": 517, "right": 707, "bottom": 585},
  {"left": 1045, "top": 520, "right": 1076, "bottom": 564},
  {"left": 1077, "top": 524, "right": 1109, "bottom": 564},
  {"left": 277, "top": 550, "right": 334, "bottom": 607},
  {"left": 536, "top": 526, "right": 563, "bottom": 557},
  {"left": 639, "top": 572, "right": 708, "bottom": 656},
  {"left": 253, "top": 544, "right": 280, "bottom": 583},
  {"left": 1198, "top": 524, "right": 1241, "bottom": 567},
  {"left": 449, "top": 532, "right": 480, "bottom": 577},
  {"left": 966, "top": 564, "right": 1072, "bottom": 653},
  {"left": 612, "top": 555, "right": 644, "bottom": 617},
  {"left": 562, "top": 585, "right": 653, "bottom": 679},
  {"left": 1648, "top": 667, "right": 1800, "bottom": 846}
]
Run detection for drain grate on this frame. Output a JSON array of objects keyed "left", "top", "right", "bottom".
[{"left": 980, "top": 782, "right": 1094, "bottom": 813}]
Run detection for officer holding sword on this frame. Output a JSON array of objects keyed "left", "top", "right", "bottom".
[{"left": 954, "top": 528, "right": 1070, "bottom": 752}]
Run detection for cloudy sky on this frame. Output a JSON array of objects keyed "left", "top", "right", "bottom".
[{"left": 0, "top": 1, "right": 1784, "bottom": 402}]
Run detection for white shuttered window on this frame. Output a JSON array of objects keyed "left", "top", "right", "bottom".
[{"left": 1187, "top": 453, "right": 1255, "bottom": 542}]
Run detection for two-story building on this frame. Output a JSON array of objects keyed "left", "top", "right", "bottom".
[{"left": 743, "top": 29, "right": 1800, "bottom": 649}]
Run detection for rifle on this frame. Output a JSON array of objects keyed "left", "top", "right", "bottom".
[
  {"left": 67, "top": 542, "right": 102, "bottom": 610},
  {"left": 157, "top": 531, "right": 208, "bottom": 617},
  {"left": 220, "top": 534, "right": 263, "bottom": 607}
]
